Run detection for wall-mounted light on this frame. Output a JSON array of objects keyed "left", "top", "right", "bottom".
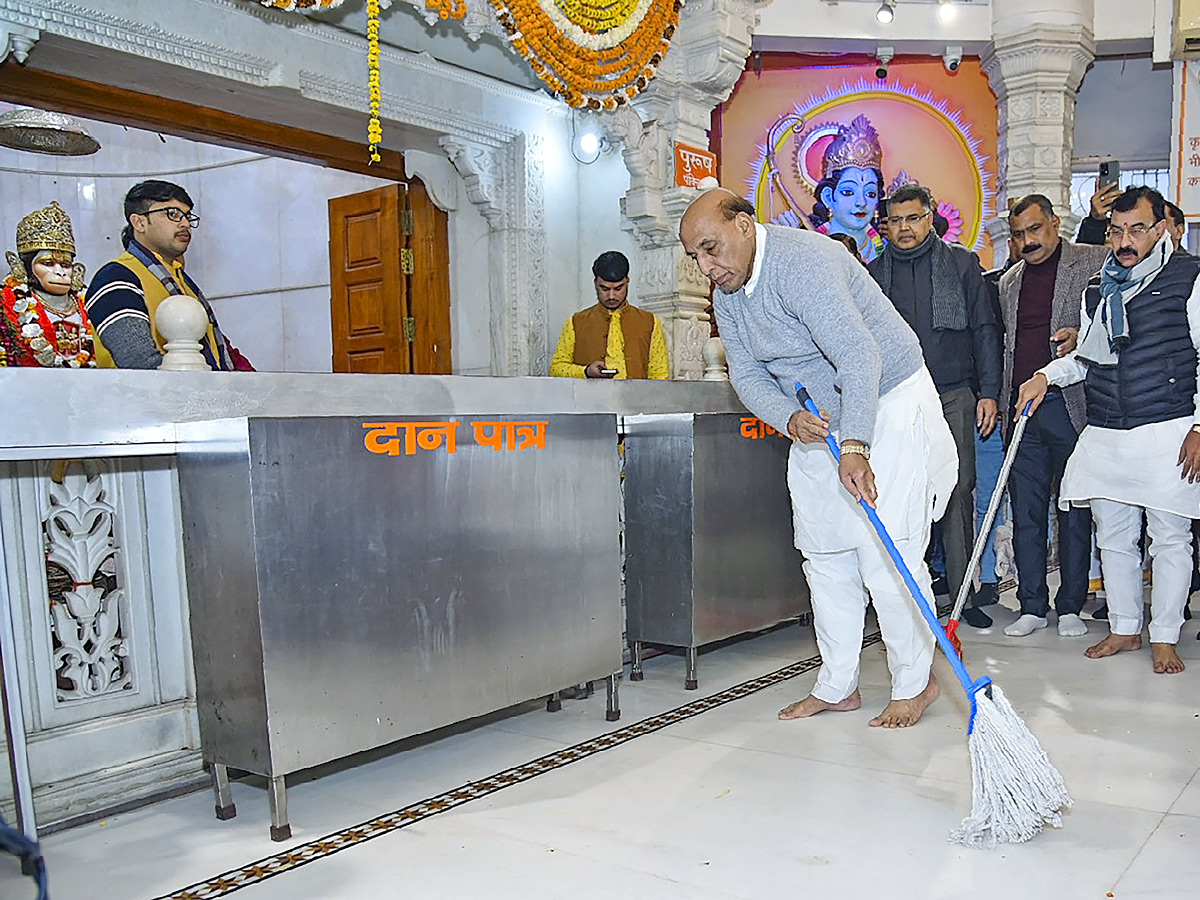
[
  {"left": 572, "top": 114, "right": 610, "bottom": 165},
  {"left": 876, "top": 1, "right": 896, "bottom": 25},
  {"left": 938, "top": 0, "right": 958, "bottom": 23}
]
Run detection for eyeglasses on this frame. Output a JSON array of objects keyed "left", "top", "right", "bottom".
[
  {"left": 1105, "top": 220, "right": 1160, "bottom": 240},
  {"left": 143, "top": 206, "right": 200, "bottom": 227},
  {"left": 886, "top": 211, "right": 931, "bottom": 227}
]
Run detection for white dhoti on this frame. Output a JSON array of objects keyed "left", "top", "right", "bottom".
[
  {"left": 788, "top": 367, "right": 958, "bottom": 702},
  {"left": 1060, "top": 417, "right": 1200, "bottom": 644}
]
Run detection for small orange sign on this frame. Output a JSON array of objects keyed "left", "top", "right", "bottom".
[
  {"left": 362, "top": 419, "right": 549, "bottom": 456},
  {"left": 740, "top": 417, "right": 781, "bottom": 440},
  {"left": 674, "top": 143, "right": 717, "bottom": 188}
]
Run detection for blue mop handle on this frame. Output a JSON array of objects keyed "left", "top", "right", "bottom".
[{"left": 794, "top": 383, "right": 991, "bottom": 702}]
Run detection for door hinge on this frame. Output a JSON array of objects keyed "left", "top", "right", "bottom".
[
  {"left": 400, "top": 208, "right": 414, "bottom": 235},
  {"left": 401, "top": 248, "right": 415, "bottom": 274},
  {"left": 403, "top": 317, "right": 416, "bottom": 342}
]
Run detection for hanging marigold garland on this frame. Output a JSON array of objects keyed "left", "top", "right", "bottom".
[
  {"left": 367, "top": 0, "right": 383, "bottom": 163},
  {"left": 426, "top": 0, "right": 467, "bottom": 18},
  {"left": 489, "top": 0, "right": 684, "bottom": 110}
]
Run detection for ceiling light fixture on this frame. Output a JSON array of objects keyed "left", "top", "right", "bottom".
[
  {"left": 876, "top": 1, "right": 896, "bottom": 25},
  {"left": 937, "top": 0, "right": 957, "bottom": 23},
  {"left": 0, "top": 108, "right": 100, "bottom": 156}
]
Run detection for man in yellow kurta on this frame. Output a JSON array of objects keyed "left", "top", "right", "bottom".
[{"left": 549, "top": 251, "right": 669, "bottom": 379}]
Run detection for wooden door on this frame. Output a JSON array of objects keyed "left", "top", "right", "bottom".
[
  {"left": 328, "top": 181, "right": 452, "bottom": 374},
  {"left": 329, "top": 184, "right": 407, "bottom": 373},
  {"left": 407, "top": 180, "right": 453, "bottom": 374}
]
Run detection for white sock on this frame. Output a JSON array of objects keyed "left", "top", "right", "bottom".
[
  {"left": 1057, "top": 613, "right": 1088, "bottom": 637},
  {"left": 1004, "top": 613, "right": 1048, "bottom": 637}
]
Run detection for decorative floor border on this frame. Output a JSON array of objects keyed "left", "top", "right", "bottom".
[
  {"left": 156, "top": 595, "right": 972, "bottom": 900},
  {"left": 151, "top": 622, "right": 907, "bottom": 900}
]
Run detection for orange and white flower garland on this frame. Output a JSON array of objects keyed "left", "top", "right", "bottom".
[
  {"left": 254, "top": 0, "right": 347, "bottom": 10},
  {"left": 489, "top": 0, "right": 683, "bottom": 110}
]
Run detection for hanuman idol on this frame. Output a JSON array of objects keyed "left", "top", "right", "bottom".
[{"left": 1, "top": 201, "right": 95, "bottom": 367}]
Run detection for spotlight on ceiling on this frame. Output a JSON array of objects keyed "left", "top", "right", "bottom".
[
  {"left": 876, "top": 1, "right": 895, "bottom": 25},
  {"left": 938, "top": 0, "right": 958, "bottom": 23}
]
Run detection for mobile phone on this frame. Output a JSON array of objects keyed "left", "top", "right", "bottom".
[
  {"left": 1099, "top": 159, "right": 1120, "bottom": 189},
  {"left": 599, "top": 368, "right": 618, "bottom": 376}
]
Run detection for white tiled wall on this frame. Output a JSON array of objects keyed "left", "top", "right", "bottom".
[{"left": 0, "top": 104, "right": 628, "bottom": 376}]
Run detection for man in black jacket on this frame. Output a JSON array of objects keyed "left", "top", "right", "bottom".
[
  {"left": 1017, "top": 187, "right": 1200, "bottom": 674},
  {"left": 869, "top": 184, "right": 1003, "bottom": 626}
]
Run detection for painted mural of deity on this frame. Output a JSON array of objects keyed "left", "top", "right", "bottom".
[{"left": 806, "top": 115, "right": 886, "bottom": 263}]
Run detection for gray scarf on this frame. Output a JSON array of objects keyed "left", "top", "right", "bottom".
[
  {"left": 874, "top": 233, "right": 967, "bottom": 330},
  {"left": 1076, "top": 231, "right": 1172, "bottom": 368}
]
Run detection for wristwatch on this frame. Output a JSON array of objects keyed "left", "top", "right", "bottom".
[
  {"left": 1191, "top": 424, "right": 1200, "bottom": 436},
  {"left": 840, "top": 440, "right": 870, "bottom": 460}
]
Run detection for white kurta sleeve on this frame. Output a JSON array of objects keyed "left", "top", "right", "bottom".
[
  {"left": 1038, "top": 287, "right": 1090, "bottom": 387},
  {"left": 1188, "top": 273, "right": 1200, "bottom": 426}
]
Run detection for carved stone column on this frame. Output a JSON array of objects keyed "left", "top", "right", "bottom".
[
  {"left": 441, "top": 132, "right": 549, "bottom": 376},
  {"left": 981, "top": 1, "right": 1095, "bottom": 237},
  {"left": 0, "top": 15, "right": 38, "bottom": 63},
  {"left": 599, "top": 0, "right": 756, "bottom": 380}
]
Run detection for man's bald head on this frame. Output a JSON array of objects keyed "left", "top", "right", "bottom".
[
  {"left": 681, "top": 188, "right": 756, "bottom": 232},
  {"left": 680, "top": 188, "right": 758, "bottom": 294}
]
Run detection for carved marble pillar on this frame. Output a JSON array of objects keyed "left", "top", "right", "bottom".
[
  {"left": 599, "top": 0, "right": 756, "bottom": 380},
  {"left": 0, "top": 15, "right": 38, "bottom": 63},
  {"left": 981, "top": 2, "right": 1095, "bottom": 237},
  {"left": 441, "top": 132, "right": 549, "bottom": 376}
]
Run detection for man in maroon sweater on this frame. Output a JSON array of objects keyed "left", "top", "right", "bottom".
[{"left": 999, "top": 195, "right": 1107, "bottom": 638}]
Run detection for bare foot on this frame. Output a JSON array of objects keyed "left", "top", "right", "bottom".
[
  {"left": 1085, "top": 633, "right": 1142, "bottom": 659},
  {"left": 1151, "top": 642, "right": 1185, "bottom": 674},
  {"left": 778, "top": 690, "right": 861, "bottom": 720},
  {"left": 869, "top": 674, "right": 940, "bottom": 728}
]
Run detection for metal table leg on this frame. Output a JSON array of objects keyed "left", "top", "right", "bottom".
[
  {"left": 605, "top": 672, "right": 620, "bottom": 721},
  {"left": 268, "top": 775, "right": 291, "bottom": 842},
  {"left": 629, "top": 640, "right": 644, "bottom": 681},
  {"left": 685, "top": 646, "right": 698, "bottom": 690},
  {"left": 212, "top": 764, "right": 236, "bottom": 820},
  {"left": 0, "top": 513, "right": 36, "bottom": 841}
]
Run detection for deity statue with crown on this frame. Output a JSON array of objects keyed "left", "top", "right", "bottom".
[
  {"left": 807, "top": 115, "right": 886, "bottom": 264},
  {"left": 1, "top": 201, "right": 94, "bottom": 368}
]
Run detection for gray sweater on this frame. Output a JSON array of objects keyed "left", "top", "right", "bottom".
[{"left": 714, "top": 225, "right": 925, "bottom": 445}]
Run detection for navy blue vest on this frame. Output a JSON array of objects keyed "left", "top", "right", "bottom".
[{"left": 1082, "top": 250, "right": 1200, "bottom": 430}]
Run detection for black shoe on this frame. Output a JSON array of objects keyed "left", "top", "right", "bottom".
[
  {"left": 931, "top": 575, "right": 950, "bottom": 596},
  {"left": 975, "top": 582, "right": 1000, "bottom": 607},
  {"left": 1092, "top": 603, "right": 1108, "bottom": 620},
  {"left": 961, "top": 605, "right": 993, "bottom": 628}
]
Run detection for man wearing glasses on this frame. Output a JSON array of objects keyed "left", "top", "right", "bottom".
[
  {"left": 1017, "top": 186, "right": 1200, "bottom": 674},
  {"left": 868, "top": 183, "right": 1003, "bottom": 630},
  {"left": 86, "top": 180, "right": 253, "bottom": 370}
]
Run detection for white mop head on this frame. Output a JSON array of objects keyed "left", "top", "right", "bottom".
[{"left": 950, "top": 682, "right": 1072, "bottom": 848}]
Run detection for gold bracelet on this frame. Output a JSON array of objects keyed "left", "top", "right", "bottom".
[
  {"left": 840, "top": 442, "right": 870, "bottom": 460},
  {"left": 1191, "top": 424, "right": 1200, "bottom": 436}
]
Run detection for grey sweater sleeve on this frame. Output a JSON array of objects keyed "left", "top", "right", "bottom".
[
  {"left": 792, "top": 257, "right": 886, "bottom": 445},
  {"left": 99, "top": 318, "right": 164, "bottom": 369},
  {"left": 716, "top": 303, "right": 800, "bottom": 436}
]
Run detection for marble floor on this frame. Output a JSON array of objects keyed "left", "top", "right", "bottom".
[{"left": 5, "top": 586, "right": 1200, "bottom": 900}]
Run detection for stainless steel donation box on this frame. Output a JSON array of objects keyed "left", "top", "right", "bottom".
[
  {"left": 177, "top": 414, "right": 622, "bottom": 839},
  {"left": 623, "top": 413, "right": 810, "bottom": 688}
]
